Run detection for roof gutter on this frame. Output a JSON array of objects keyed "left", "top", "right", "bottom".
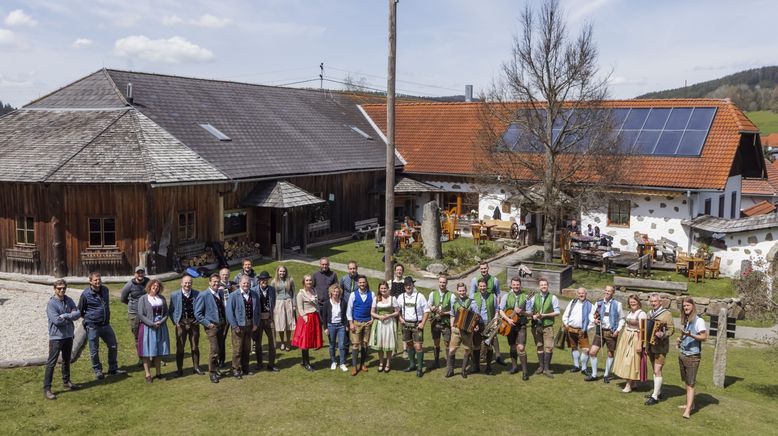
[{"left": 149, "top": 166, "right": 402, "bottom": 188}]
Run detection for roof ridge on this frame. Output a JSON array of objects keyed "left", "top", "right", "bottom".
[
  {"left": 41, "top": 109, "right": 130, "bottom": 182},
  {"left": 361, "top": 98, "right": 737, "bottom": 109},
  {"left": 100, "top": 68, "right": 130, "bottom": 106},
  {"left": 105, "top": 68, "right": 342, "bottom": 98},
  {"left": 23, "top": 69, "right": 106, "bottom": 108}
]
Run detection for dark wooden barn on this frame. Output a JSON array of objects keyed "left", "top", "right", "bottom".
[{"left": 0, "top": 69, "right": 395, "bottom": 277}]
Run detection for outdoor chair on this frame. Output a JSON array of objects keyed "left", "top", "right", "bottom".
[
  {"left": 688, "top": 260, "right": 705, "bottom": 283},
  {"left": 705, "top": 256, "right": 721, "bottom": 279},
  {"left": 675, "top": 251, "right": 688, "bottom": 273}
]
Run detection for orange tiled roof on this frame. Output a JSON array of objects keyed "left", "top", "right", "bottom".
[
  {"left": 361, "top": 99, "right": 758, "bottom": 190},
  {"left": 742, "top": 159, "right": 778, "bottom": 195},
  {"left": 742, "top": 200, "right": 777, "bottom": 217},
  {"left": 762, "top": 133, "right": 778, "bottom": 146}
]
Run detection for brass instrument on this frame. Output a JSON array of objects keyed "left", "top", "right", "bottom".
[
  {"left": 454, "top": 308, "right": 478, "bottom": 334},
  {"left": 483, "top": 315, "right": 501, "bottom": 346}
]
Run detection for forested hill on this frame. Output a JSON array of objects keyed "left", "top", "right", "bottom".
[
  {"left": 0, "top": 100, "right": 14, "bottom": 116},
  {"left": 637, "top": 66, "right": 778, "bottom": 112}
]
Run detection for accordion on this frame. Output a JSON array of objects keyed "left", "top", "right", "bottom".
[
  {"left": 454, "top": 308, "right": 478, "bottom": 334},
  {"left": 641, "top": 318, "right": 666, "bottom": 347}
]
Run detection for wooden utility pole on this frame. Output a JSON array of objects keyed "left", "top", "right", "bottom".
[{"left": 384, "top": 0, "right": 397, "bottom": 280}]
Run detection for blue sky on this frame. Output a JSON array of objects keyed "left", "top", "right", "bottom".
[{"left": 0, "top": 0, "right": 775, "bottom": 107}]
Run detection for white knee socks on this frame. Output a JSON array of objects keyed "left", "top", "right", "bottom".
[
  {"left": 652, "top": 376, "right": 663, "bottom": 399},
  {"left": 590, "top": 356, "right": 598, "bottom": 377},
  {"left": 605, "top": 357, "right": 613, "bottom": 377},
  {"left": 571, "top": 350, "right": 580, "bottom": 368},
  {"left": 580, "top": 353, "right": 589, "bottom": 369}
]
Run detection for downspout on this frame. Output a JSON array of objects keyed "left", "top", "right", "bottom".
[{"left": 687, "top": 190, "right": 694, "bottom": 252}]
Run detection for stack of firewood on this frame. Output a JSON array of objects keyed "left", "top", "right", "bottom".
[{"left": 224, "top": 239, "right": 261, "bottom": 261}]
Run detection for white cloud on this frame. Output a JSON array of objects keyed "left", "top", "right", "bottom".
[
  {"left": 608, "top": 75, "right": 647, "bottom": 86},
  {"left": 162, "top": 15, "right": 184, "bottom": 26},
  {"left": 4, "top": 9, "right": 38, "bottom": 27},
  {"left": 191, "top": 14, "right": 231, "bottom": 28},
  {"left": 72, "top": 38, "right": 93, "bottom": 49},
  {"left": 113, "top": 35, "right": 214, "bottom": 63},
  {"left": 566, "top": 0, "right": 612, "bottom": 22},
  {"left": 0, "top": 72, "right": 35, "bottom": 87},
  {"left": 163, "top": 14, "right": 232, "bottom": 28},
  {"left": 0, "top": 28, "right": 21, "bottom": 49}
]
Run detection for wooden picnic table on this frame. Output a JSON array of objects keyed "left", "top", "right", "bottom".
[
  {"left": 569, "top": 247, "right": 613, "bottom": 273},
  {"left": 636, "top": 237, "right": 656, "bottom": 258},
  {"left": 481, "top": 223, "right": 497, "bottom": 240}
]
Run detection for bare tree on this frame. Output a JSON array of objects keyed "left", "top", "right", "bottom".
[
  {"left": 477, "top": 0, "right": 625, "bottom": 262},
  {"left": 343, "top": 73, "right": 370, "bottom": 92}
]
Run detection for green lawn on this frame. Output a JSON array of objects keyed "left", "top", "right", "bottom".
[
  {"left": 570, "top": 268, "right": 736, "bottom": 298},
  {"left": 1, "top": 300, "right": 776, "bottom": 434},
  {"left": 308, "top": 237, "right": 502, "bottom": 276},
  {"left": 746, "top": 110, "right": 778, "bottom": 135}
]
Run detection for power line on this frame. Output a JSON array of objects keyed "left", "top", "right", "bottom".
[{"left": 327, "top": 65, "right": 463, "bottom": 93}]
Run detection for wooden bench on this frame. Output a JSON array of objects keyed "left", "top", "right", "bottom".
[
  {"left": 353, "top": 217, "right": 382, "bottom": 240},
  {"left": 614, "top": 276, "right": 688, "bottom": 295},
  {"left": 307, "top": 219, "right": 330, "bottom": 239},
  {"left": 657, "top": 236, "right": 679, "bottom": 262},
  {"left": 626, "top": 254, "right": 652, "bottom": 278}
]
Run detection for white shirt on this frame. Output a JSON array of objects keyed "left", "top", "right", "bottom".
[
  {"left": 241, "top": 291, "right": 250, "bottom": 302},
  {"left": 427, "top": 289, "right": 452, "bottom": 316},
  {"left": 346, "top": 290, "right": 376, "bottom": 321},
  {"left": 562, "top": 299, "right": 588, "bottom": 329},
  {"left": 147, "top": 295, "right": 163, "bottom": 306},
  {"left": 395, "top": 291, "right": 429, "bottom": 322},
  {"left": 330, "top": 300, "right": 342, "bottom": 324},
  {"left": 182, "top": 290, "right": 191, "bottom": 299}
]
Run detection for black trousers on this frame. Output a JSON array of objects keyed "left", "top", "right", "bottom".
[
  {"left": 43, "top": 337, "right": 73, "bottom": 391},
  {"left": 253, "top": 318, "right": 276, "bottom": 367}
]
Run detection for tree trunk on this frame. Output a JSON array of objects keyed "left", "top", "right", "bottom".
[{"left": 543, "top": 210, "right": 555, "bottom": 262}]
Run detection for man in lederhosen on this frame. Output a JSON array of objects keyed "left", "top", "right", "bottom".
[
  {"left": 530, "top": 278, "right": 560, "bottom": 378},
  {"left": 645, "top": 293, "right": 674, "bottom": 405},
  {"left": 472, "top": 277, "right": 498, "bottom": 375},
  {"left": 396, "top": 276, "right": 429, "bottom": 377},
  {"left": 469, "top": 262, "right": 505, "bottom": 365},
  {"left": 562, "top": 287, "right": 593, "bottom": 376},
  {"left": 428, "top": 275, "right": 452, "bottom": 369},
  {"left": 499, "top": 277, "right": 532, "bottom": 380},
  {"left": 346, "top": 275, "right": 375, "bottom": 376},
  {"left": 169, "top": 275, "right": 203, "bottom": 377},
  {"left": 254, "top": 271, "right": 278, "bottom": 372},
  {"left": 446, "top": 282, "right": 477, "bottom": 378},
  {"left": 586, "top": 285, "right": 624, "bottom": 383}
]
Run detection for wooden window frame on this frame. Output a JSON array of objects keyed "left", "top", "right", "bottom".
[
  {"left": 88, "top": 217, "right": 117, "bottom": 248},
  {"left": 15, "top": 216, "right": 35, "bottom": 246},
  {"left": 607, "top": 199, "right": 630, "bottom": 227},
  {"left": 718, "top": 194, "right": 725, "bottom": 218},
  {"left": 178, "top": 211, "right": 196, "bottom": 242},
  {"left": 704, "top": 198, "right": 712, "bottom": 216},
  {"left": 730, "top": 191, "right": 737, "bottom": 218}
]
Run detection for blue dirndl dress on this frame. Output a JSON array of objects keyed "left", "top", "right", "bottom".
[{"left": 137, "top": 304, "right": 170, "bottom": 357}]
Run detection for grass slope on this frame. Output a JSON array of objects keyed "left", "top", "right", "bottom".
[{"left": 746, "top": 110, "right": 778, "bottom": 135}]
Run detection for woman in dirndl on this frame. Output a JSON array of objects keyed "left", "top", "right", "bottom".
[
  {"left": 369, "top": 281, "right": 399, "bottom": 372},
  {"left": 137, "top": 279, "right": 170, "bottom": 383},
  {"left": 613, "top": 294, "right": 646, "bottom": 393},
  {"left": 292, "top": 274, "right": 322, "bottom": 371},
  {"left": 272, "top": 265, "right": 296, "bottom": 351}
]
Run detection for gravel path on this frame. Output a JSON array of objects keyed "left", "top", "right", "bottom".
[{"left": 0, "top": 283, "right": 82, "bottom": 363}]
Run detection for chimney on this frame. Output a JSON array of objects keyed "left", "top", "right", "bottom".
[
  {"left": 465, "top": 84, "right": 473, "bottom": 102},
  {"left": 126, "top": 82, "right": 133, "bottom": 104}
]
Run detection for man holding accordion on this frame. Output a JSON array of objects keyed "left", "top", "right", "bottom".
[{"left": 447, "top": 282, "right": 478, "bottom": 378}]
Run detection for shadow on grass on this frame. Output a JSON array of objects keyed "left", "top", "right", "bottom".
[
  {"left": 746, "top": 383, "right": 778, "bottom": 399},
  {"left": 695, "top": 393, "right": 720, "bottom": 412},
  {"left": 724, "top": 375, "right": 744, "bottom": 387}
]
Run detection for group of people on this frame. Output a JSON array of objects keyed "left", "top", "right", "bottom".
[{"left": 43, "top": 258, "right": 707, "bottom": 418}]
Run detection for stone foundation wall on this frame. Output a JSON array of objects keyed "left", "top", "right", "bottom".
[{"left": 560, "top": 288, "right": 745, "bottom": 319}]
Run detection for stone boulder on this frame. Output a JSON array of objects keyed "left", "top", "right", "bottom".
[
  {"left": 421, "top": 200, "right": 443, "bottom": 259},
  {"left": 426, "top": 263, "right": 448, "bottom": 275}
]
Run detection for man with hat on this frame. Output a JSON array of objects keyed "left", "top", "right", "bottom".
[
  {"left": 253, "top": 270, "right": 278, "bottom": 372},
  {"left": 120, "top": 266, "right": 150, "bottom": 364},
  {"left": 395, "top": 276, "right": 429, "bottom": 377}
]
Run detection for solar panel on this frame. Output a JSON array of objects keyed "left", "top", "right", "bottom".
[{"left": 500, "top": 106, "right": 717, "bottom": 157}]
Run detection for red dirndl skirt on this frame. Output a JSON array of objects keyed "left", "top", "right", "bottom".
[{"left": 291, "top": 312, "right": 323, "bottom": 350}]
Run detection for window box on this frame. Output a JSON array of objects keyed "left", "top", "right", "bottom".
[
  {"left": 4, "top": 246, "right": 40, "bottom": 264},
  {"left": 81, "top": 248, "right": 124, "bottom": 265}
]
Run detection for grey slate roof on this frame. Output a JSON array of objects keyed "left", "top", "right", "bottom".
[
  {"left": 682, "top": 214, "right": 778, "bottom": 233},
  {"left": 371, "top": 176, "right": 445, "bottom": 193},
  {"left": 0, "top": 108, "right": 226, "bottom": 183},
  {"left": 25, "top": 69, "right": 127, "bottom": 109},
  {"left": 103, "top": 69, "right": 395, "bottom": 180},
  {"left": 240, "top": 181, "right": 325, "bottom": 209}
]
